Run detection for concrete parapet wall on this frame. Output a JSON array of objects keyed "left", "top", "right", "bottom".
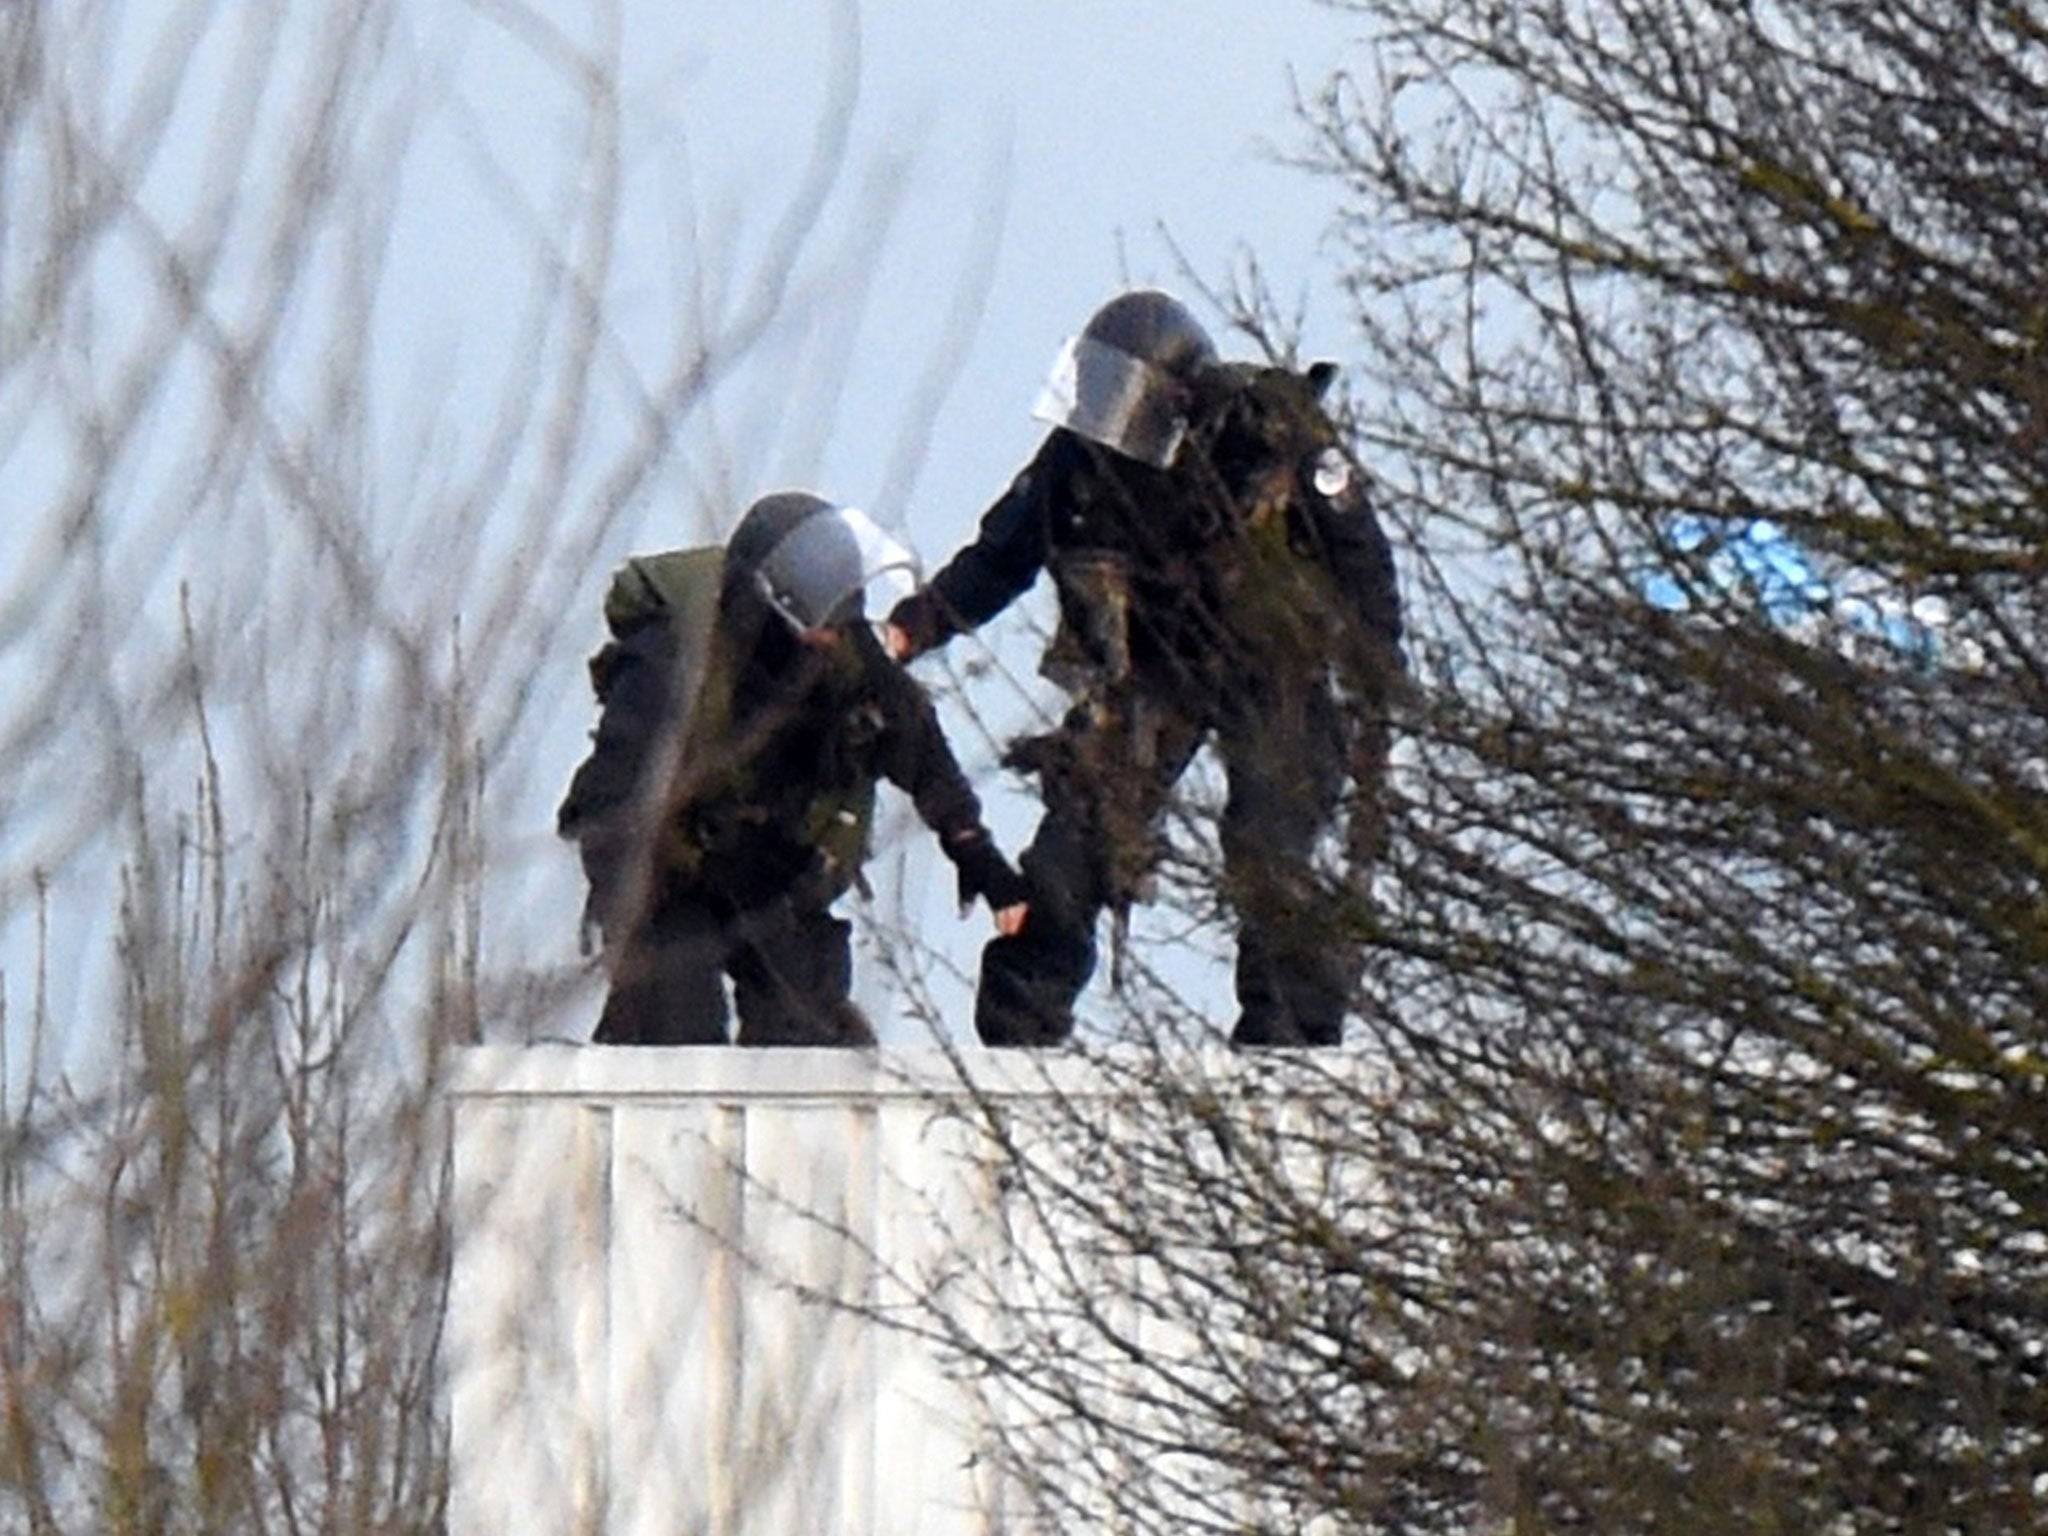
[{"left": 446, "top": 1046, "right": 1097, "bottom": 1536}]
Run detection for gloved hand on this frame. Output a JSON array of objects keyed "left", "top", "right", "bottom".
[
  {"left": 884, "top": 591, "right": 943, "bottom": 662},
  {"left": 947, "top": 829, "right": 1031, "bottom": 915}
]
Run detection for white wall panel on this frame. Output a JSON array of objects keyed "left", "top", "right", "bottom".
[
  {"left": 446, "top": 1047, "right": 1371, "bottom": 1534},
  {"left": 448, "top": 1048, "right": 1014, "bottom": 1536}
]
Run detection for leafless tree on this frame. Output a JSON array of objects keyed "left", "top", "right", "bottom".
[
  {"left": 0, "top": 0, "right": 898, "bottom": 1527},
  {"left": 904, "top": 3, "right": 2048, "bottom": 1530}
]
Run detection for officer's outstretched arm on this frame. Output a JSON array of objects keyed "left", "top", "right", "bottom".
[
  {"left": 885, "top": 434, "right": 1070, "bottom": 658},
  {"left": 869, "top": 648, "right": 1030, "bottom": 921}
]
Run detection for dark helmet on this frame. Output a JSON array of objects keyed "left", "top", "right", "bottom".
[
  {"left": 1080, "top": 290, "right": 1217, "bottom": 381},
  {"left": 1033, "top": 290, "right": 1218, "bottom": 467},
  {"left": 724, "top": 492, "right": 916, "bottom": 633},
  {"left": 724, "top": 492, "right": 831, "bottom": 584}
]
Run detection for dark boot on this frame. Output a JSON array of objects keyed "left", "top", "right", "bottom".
[{"left": 975, "top": 917, "right": 1096, "bottom": 1046}]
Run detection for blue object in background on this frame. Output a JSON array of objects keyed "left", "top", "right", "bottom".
[
  {"left": 1641, "top": 515, "right": 1944, "bottom": 667},
  {"left": 1643, "top": 516, "right": 1830, "bottom": 622}
]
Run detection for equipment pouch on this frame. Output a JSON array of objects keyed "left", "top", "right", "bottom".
[{"left": 1042, "top": 551, "right": 1135, "bottom": 694}]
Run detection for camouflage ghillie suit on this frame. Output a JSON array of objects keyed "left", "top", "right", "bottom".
[{"left": 891, "top": 301, "right": 1403, "bottom": 1047}]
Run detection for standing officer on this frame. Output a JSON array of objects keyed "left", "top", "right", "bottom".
[{"left": 887, "top": 292, "right": 1402, "bottom": 1047}]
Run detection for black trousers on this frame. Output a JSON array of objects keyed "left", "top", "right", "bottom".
[
  {"left": 593, "top": 886, "right": 874, "bottom": 1046},
  {"left": 976, "top": 680, "right": 1354, "bottom": 1048}
]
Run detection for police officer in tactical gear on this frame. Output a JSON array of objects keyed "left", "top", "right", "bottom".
[
  {"left": 886, "top": 290, "right": 1403, "bottom": 1048},
  {"left": 560, "top": 491, "right": 1030, "bottom": 1046}
]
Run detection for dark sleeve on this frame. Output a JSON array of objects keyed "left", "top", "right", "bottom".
[
  {"left": 865, "top": 645, "right": 1029, "bottom": 907},
  {"left": 886, "top": 433, "right": 1071, "bottom": 653},
  {"left": 556, "top": 614, "right": 684, "bottom": 929},
  {"left": 1310, "top": 486, "right": 1403, "bottom": 651}
]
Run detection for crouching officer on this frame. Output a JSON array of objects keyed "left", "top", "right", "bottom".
[
  {"left": 886, "top": 291, "right": 1404, "bottom": 1048},
  {"left": 559, "top": 492, "right": 1030, "bottom": 1046}
]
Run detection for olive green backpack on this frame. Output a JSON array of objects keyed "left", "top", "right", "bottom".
[
  {"left": 563, "top": 545, "right": 876, "bottom": 911},
  {"left": 602, "top": 546, "right": 729, "bottom": 726}
]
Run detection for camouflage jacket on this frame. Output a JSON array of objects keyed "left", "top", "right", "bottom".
[{"left": 887, "top": 362, "right": 1403, "bottom": 715}]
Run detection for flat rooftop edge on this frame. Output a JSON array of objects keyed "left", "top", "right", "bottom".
[{"left": 449, "top": 1042, "right": 1389, "bottom": 1101}]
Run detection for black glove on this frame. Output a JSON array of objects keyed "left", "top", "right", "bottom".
[
  {"left": 886, "top": 591, "right": 945, "bottom": 660},
  {"left": 947, "top": 831, "right": 1030, "bottom": 912}
]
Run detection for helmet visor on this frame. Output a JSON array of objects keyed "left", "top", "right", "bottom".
[
  {"left": 1031, "top": 334, "right": 1191, "bottom": 468},
  {"left": 755, "top": 504, "right": 919, "bottom": 632}
]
